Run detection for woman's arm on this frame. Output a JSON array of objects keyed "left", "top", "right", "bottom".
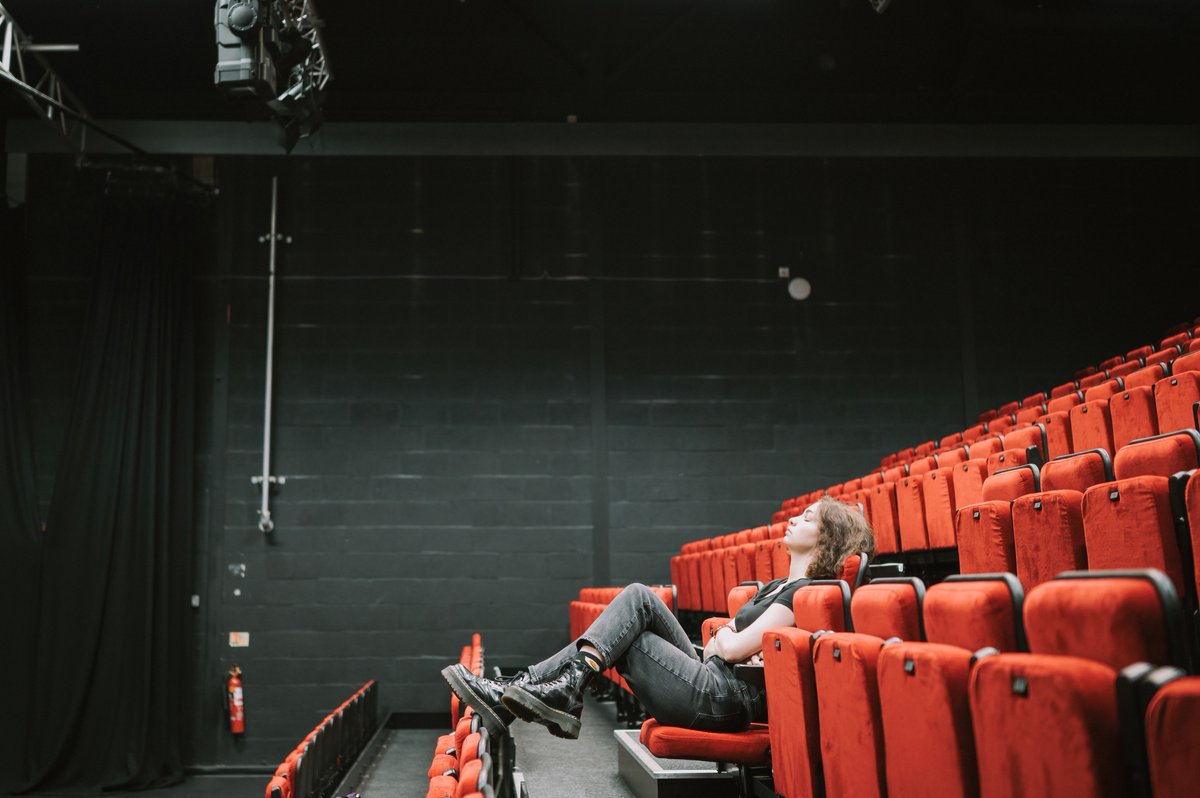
[{"left": 702, "top": 602, "right": 794, "bottom": 663}]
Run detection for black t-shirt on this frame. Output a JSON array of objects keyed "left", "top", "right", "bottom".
[{"left": 732, "top": 577, "right": 811, "bottom": 631}]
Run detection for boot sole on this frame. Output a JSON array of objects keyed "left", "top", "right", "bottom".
[
  {"left": 440, "top": 665, "right": 510, "bottom": 736},
  {"left": 501, "top": 685, "right": 582, "bottom": 740}
]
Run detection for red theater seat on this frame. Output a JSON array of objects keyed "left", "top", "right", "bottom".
[
  {"left": 1144, "top": 673, "right": 1200, "bottom": 798},
  {"left": 813, "top": 578, "right": 925, "bottom": 798},
  {"left": 969, "top": 570, "right": 1188, "bottom": 798},
  {"left": 877, "top": 574, "right": 1025, "bottom": 798}
]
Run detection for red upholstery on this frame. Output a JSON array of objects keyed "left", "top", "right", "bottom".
[
  {"left": 427, "top": 775, "right": 458, "bottom": 798},
  {"left": 813, "top": 633, "right": 888, "bottom": 798},
  {"left": 763, "top": 627, "right": 824, "bottom": 798},
  {"left": 454, "top": 757, "right": 485, "bottom": 797},
  {"left": 910, "top": 454, "right": 938, "bottom": 476},
  {"left": 969, "top": 570, "right": 1184, "bottom": 798},
  {"left": 961, "top": 422, "right": 988, "bottom": 442},
  {"left": 866, "top": 482, "right": 902, "bottom": 554},
  {"left": 861, "top": 471, "right": 884, "bottom": 489},
  {"left": 981, "top": 463, "right": 1040, "bottom": 502},
  {"left": 1154, "top": 371, "right": 1200, "bottom": 433},
  {"left": 1004, "top": 423, "right": 1048, "bottom": 463},
  {"left": 639, "top": 718, "right": 771, "bottom": 765},
  {"left": 1011, "top": 490, "right": 1087, "bottom": 590},
  {"left": 970, "top": 654, "right": 1124, "bottom": 798},
  {"left": 1049, "top": 380, "right": 1079, "bottom": 399},
  {"left": 877, "top": 643, "right": 977, "bottom": 798},
  {"left": 1109, "top": 386, "right": 1159, "bottom": 451},
  {"left": 895, "top": 475, "right": 931, "bottom": 552},
  {"left": 849, "top": 580, "right": 923, "bottom": 641},
  {"left": 1084, "top": 377, "right": 1124, "bottom": 403},
  {"left": 922, "top": 575, "right": 1024, "bottom": 653},
  {"left": 1070, "top": 399, "right": 1116, "bottom": 454},
  {"left": 1080, "top": 370, "right": 1112, "bottom": 389},
  {"left": 1035, "top": 410, "right": 1073, "bottom": 459},
  {"left": 1082, "top": 476, "right": 1187, "bottom": 596},
  {"left": 922, "top": 466, "right": 959, "bottom": 549},
  {"left": 950, "top": 458, "right": 988, "bottom": 508},
  {"left": 1041, "top": 448, "right": 1113, "bottom": 493},
  {"left": 753, "top": 540, "right": 778, "bottom": 584},
  {"left": 1146, "top": 676, "right": 1200, "bottom": 798},
  {"left": 956, "top": 501, "right": 1016, "bottom": 575},
  {"left": 1112, "top": 428, "right": 1200, "bottom": 480},
  {"left": 1170, "top": 348, "right": 1200, "bottom": 375},
  {"left": 1126, "top": 361, "right": 1170, "bottom": 389},
  {"left": 938, "top": 445, "right": 969, "bottom": 467},
  {"left": 726, "top": 583, "right": 759, "bottom": 618},
  {"left": 1185, "top": 474, "right": 1200, "bottom": 603},
  {"left": 1023, "top": 575, "right": 1175, "bottom": 670},
  {"left": 968, "top": 436, "right": 1005, "bottom": 460},
  {"left": 837, "top": 552, "right": 868, "bottom": 592},
  {"left": 1047, "top": 390, "right": 1083, "bottom": 413},
  {"left": 986, "top": 447, "right": 1032, "bottom": 476},
  {"left": 793, "top": 581, "right": 852, "bottom": 632}
]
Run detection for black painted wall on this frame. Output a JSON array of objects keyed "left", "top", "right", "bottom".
[{"left": 20, "top": 154, "right": 1199, "bottom": 769}]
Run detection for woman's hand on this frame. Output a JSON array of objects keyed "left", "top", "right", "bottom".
[{"left": 743, "top": 652, "right": 763, "bottom": 666}]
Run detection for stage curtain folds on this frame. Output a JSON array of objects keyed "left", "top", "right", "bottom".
[{"left": 20, "top": 190, "right": 197, "bottom": 792}]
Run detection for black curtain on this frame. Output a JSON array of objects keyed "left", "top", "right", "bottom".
[
  {"left": 20, "top": 187, "right": 198, "bottom": 791},
  {"left": 0, "top": 205, "right": 43, "bottom": 792}
]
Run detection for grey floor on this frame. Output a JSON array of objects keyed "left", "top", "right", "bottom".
[
  {"left": 5, "top": 694, "right": 642, "bottom": 798},
  {"left": 351, "top": 693, "right": 638, "bottom": 798}
]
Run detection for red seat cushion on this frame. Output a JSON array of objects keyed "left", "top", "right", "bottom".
[
  {"left": 639, "top": 718, "right": 771, "bottom": 765},
  {"left": 923, "top": 578, "right": 1021, "bottom": 652}
]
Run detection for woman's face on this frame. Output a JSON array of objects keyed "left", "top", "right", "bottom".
[{"left": 785, "top": 503, "right": 822, "bottom": 552}]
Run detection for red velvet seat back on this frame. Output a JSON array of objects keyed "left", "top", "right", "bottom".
[
  {"left": 866, "top": 482, "right": 901, "bottom": 555},
  {"left": 878, "top": 642, "right": 977, "bottom": 798},
  {"left": 1041, "top": 448, "right": 1113, "bottom": 493},
  {"left": 1035, "top": 411, "right": 1073, "bottom": 460},
  {"left": 923, "top": 574, "right": 1024, "bottom": 652},
  {"left": 949, "top": 458, "right": 988, "bottom": 508},
  {"left": 793, "top": 581, "right": 852, "bottom": 632},
  {"left": 1112, "top": 429, "right": 1200, "bottom": 480},
  {"left": 849, "top": 579, "right": 924, "bottom": 641},
  {"left": 1082, "top": 476, "right": 1187, "bottom": 597},
  {"left": 969, "top": 653, "right": 1124, "bottom": 798},
  {"left": 1109, "top": 386, "right": 1159, "bottom": 452},
  {"left": 838, "top": 552, "right": 868, "bottom": 592},
  {"left": 763, "top": 628, "right": 824, "bottom": 798},
  {"left": 1070, "top": 399, "right": 1116, "bottom": 454},
  {"left": 1011, "top": 490, "right": 1087, "bottom": 590},
  {"left": 922, "top": 466, "right": 959, "bottom": 549},
  {"left": 956, "top": 501, "right": 1015, "bottom": 575},
  {"left": 981, "top": 463, "right": 1040, "bottom": 502},
  {"left": 895, "top": 475, "right": 930, "bottom": 552},
  {"left": 1023, "top": 573, "right": 1180, "bottom": 669},
  {"left": 1146, "top": 676, "right": 1200, "bottom": 798},
  {"left": 1154, "top": 371, "right": 1200, "bottom": 434},
  {"left": 813, "top": 633, "right": 888, "bottom": 798}
]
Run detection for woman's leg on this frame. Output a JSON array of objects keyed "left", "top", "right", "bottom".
[
  {"left": 525, "top": 583, "right": 696, "bottom": 679},
  {"left": 615, "top": 631, "right": 756, "bottom": 731}
]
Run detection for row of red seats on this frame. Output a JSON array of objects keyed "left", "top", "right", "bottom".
[
  {"left": 429, "top": 634, "right": 495, "bottom": 798},
  {"left": 642, "top": 569, "right": 1198, "bottom": 798},
  {"left": 265, "top": 680, "right": 378, "bottom": 798},
  {"left": 770, "top": 319, "right": 1200, "bottom": 533},
  {"left": 957, "top": 429, "right": 1200, "bottom": 605},
  {"left": 669, "top": 523, "right": 788, "bottom": 615},
  {"left": 771, "top": 347, "right": 1200, "bottom": 570}
]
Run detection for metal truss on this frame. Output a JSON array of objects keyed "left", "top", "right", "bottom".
[
  {"left": 265, "top": 0, "right": 332, "bottom": 136},
  {"left": 0, "top": 2, "right": 90, "bottom": 151}
]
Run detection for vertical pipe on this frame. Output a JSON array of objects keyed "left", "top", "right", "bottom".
[{"left": 259, "top": 176, "right": 278, "bottom": 533}]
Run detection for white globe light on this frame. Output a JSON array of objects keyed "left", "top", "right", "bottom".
[{"left": 787, "top": 277, "right": 812, "bottom": 301}]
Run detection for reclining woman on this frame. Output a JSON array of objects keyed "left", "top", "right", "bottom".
[{"left": 442, "top": 496, "right": 875, "bottom": 740}]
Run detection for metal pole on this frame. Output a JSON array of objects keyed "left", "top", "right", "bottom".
[{"left": 258, "top": 176, "right": 279, "bottom": 533}]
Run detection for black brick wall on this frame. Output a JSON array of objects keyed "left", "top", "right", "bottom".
[{"left": 20, "top": 154, "right": 1199, "bottom": 768}]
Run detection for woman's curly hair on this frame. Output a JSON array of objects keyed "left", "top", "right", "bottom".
[{"left": 805, "top": 495, "right": 876, "bottom": 579}]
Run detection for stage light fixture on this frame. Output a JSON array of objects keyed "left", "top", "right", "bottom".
[{"left": 214, "top": 0, "right": 331, "bottom": 152}]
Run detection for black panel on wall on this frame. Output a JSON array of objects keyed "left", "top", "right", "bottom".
[{"left": 19, "top": 153, "right": 1199, "bottom": 768}]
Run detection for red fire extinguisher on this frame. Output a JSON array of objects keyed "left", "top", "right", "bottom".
[{"left": 227, "top": 665, "right": 245, "bottom": 735}]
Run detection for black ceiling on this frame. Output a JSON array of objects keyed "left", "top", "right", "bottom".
[{"left": 3, "top": 0, "right": 1199, "bottom": 126}]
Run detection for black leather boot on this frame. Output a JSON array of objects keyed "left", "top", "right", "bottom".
[
  {"left": 501, "top": 655, "right": 596, "bottom": 740},
  {"left": 440, "top": 664, "right": 530, "bottom": 735}
]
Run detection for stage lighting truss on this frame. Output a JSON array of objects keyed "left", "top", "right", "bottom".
[{"left": 0, "top": 2, "right": 90, "bottom": 150}]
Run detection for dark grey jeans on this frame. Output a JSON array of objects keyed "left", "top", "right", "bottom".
[{"left": 527, "top": 583, "right": 764, "bottom": 732}]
